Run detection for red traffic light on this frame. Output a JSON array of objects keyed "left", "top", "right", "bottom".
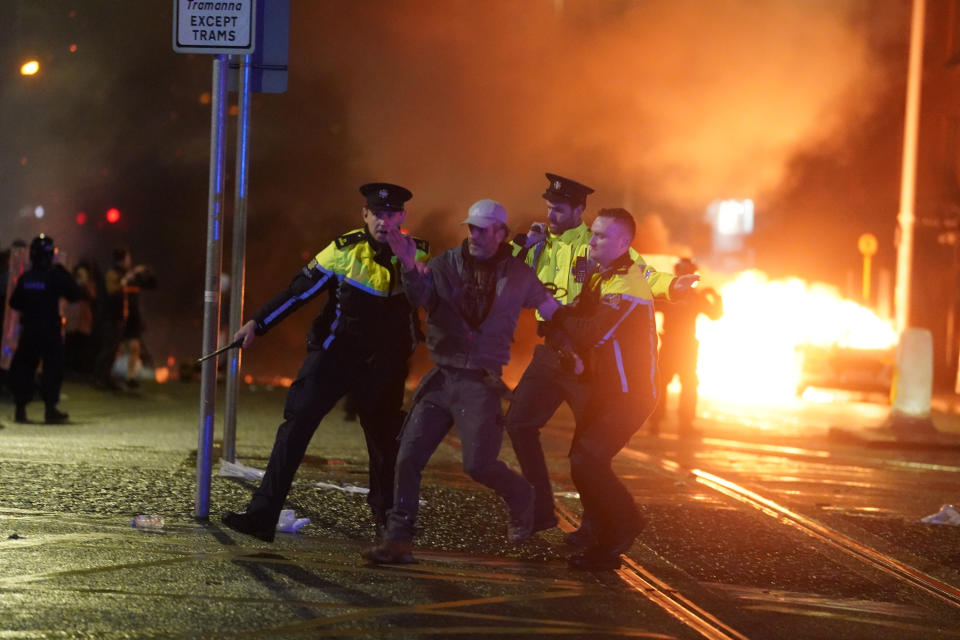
[
  {"left": 75, "top": 212, "right": 87, "bottom": 225},
  {"left": 105, "top": 208, "right": 121, "bottom": 224}
]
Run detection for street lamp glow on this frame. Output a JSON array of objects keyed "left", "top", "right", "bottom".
[{"left": 20, "top": 60, "right": 40, "bottom": 76}]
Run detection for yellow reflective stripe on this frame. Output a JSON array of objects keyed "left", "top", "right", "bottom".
[{"left": 313, "top": 235, "right": 406, "bottom": 295}]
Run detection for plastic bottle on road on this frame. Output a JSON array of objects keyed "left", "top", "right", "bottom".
[
  {"left": 921, "top": 504, "right": 960, "bottom": 525},
  {"left": 131, "top": 514, "right": 165, "bottom": 530}
]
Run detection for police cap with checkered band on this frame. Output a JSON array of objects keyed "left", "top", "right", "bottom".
[{"left": 359, "top": 182, "right": 413, "bottom": 211}]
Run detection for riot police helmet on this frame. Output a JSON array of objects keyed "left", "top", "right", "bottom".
[
  {"left": 674, "top": 257, "right": 698, "bottom": 276},
  {"left": 29, "top": 234, "right": 55, "bottom": 269}
]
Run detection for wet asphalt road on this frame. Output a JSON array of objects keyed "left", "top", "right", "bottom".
[{"left": 2, "top": 380, "right": 960, "bottom": 638}]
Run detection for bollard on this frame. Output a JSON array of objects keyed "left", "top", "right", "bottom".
[{"left": 886, "top": 327, "right": 938, "bottom": 440}]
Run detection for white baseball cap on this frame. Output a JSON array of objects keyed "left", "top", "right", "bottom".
[{"left": 461, "top": 199, "right": 507, "bottom": 228}]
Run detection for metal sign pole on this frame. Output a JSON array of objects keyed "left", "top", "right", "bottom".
[
  {"left": 195, "top": 54, "right": 229, "bottom": 520},
  {"left": 223, "top": 55, "right": 252, "bottom": 463}
]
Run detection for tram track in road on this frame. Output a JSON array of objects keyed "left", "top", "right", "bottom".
[
  {"left": 436, "top": 420, "right": 960, "bottom": 637},
  {"left": 535, "top": 421, "right": 960, "bottom": 637},
  {"left": 553, "top": 502, "right": 750, "bottom": 640},
  {"left": 440, "top": 431, "right": 751, "bottom": 639},
  {"left": 614, "top": 442, "right": 960, "bottom": 611}
]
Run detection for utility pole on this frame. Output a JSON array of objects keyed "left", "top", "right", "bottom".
[{"left": 894, "top": 0, "right": 926, "bottom": 335}]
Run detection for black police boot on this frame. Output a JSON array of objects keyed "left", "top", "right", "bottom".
[
  {"left": 362, "top": 539, "right": 414, "bottom": 564},
  {"left": 570, "top": 513, "right": 645, "bottom": 570},
  {"left": 222, "top": 510, "right": 276, "bottom": 543},
  {"left": 45, "top": 406, "right": 69, "bottom": 425},
  {"left": 14, "top": 404, "right": 29, "bottom": 424},
  {"left": 568, "top": 546, "right": 624, "bottom": 571}
]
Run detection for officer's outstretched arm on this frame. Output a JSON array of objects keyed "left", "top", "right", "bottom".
[
  {"left": 669, "top": 274, "right": 700, "bottom": 296},
  {"left": 250, "top": 263, "right": 335, "bottom": 336}
]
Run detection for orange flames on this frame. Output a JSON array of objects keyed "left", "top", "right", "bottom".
[{"left": 695, "top": 270, "right": 897, "bottom": 403}]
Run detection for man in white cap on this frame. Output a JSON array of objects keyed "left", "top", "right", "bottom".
[{"left": 363, "top": 199, "right": 561, "bottom": 564}]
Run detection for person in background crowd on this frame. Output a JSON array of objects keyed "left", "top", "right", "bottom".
[
  {"left": 649, "top": 257, "right": 723, "bottom": 437},
  {"left": 64, "top": 260, "right": 103, "bottom": 379},
  {"left": 94, "top": 248, "right": 156, "bottom": 390},
  {"left": 0, "top": 239, "right": 28, "bottom": 396},
  {"left": 8, "top": 235, "right": 84, "bottom": 424}
]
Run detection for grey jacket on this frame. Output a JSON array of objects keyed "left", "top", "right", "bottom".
[{"left": 402, "top": 243, "right": 548, "bottom": 375}]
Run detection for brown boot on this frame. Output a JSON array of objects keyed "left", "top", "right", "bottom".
[{"left": 362, "top": 539, "right": 414, "bottom": 564}]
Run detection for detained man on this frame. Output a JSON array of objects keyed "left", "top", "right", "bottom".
[{"left": 363, "top": 199, "right": 558, "bottom": 564}]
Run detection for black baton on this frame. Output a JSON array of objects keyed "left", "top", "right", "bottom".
[{"left": 196, "top": 338, "right": 243, "bottom": 364}]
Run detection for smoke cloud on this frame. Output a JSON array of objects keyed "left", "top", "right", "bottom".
[{"left": 293, "top": 0, "right": 897, "bottom": 241}]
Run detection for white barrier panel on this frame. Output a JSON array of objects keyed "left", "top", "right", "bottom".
[{"left": 891, "top": 327, "right": 933, "bottom": 418}]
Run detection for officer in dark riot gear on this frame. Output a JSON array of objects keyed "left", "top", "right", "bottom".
[
  {"left": 8, "top": 235, "right": 84, "bottom": 424},
  {"left": 649, "top": 257, "right": 723, "bottom": 437},
  {"left": 222, "top": 183, "right": 429, "bottom": 543}
]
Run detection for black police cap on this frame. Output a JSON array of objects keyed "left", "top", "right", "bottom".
[
  {"left": 542, "top": 173, "right": 595, "bottom": 206},
  {"left": 359, "top": 182, "right": 413, "bottom": 211}
]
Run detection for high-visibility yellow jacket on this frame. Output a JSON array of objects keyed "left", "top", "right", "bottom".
[
  {"left": 548, "top": 252, "right": 658, "bottom": 397},
  {"left": 511, "top": 222, "right": 674, "bottom": 313},
  {"left": 252, "top": 228, "right": 429, "bottom": 359}
]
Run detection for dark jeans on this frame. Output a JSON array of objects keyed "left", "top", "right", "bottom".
[
  {"left": 386, "top": 366, "right": 532, "bottom": 542},
  {"left": 505, "top": 344, "right": 588, "bottom": 523},
  {"left": 247, "top": 349, "right": 407, "bottom": 527}
]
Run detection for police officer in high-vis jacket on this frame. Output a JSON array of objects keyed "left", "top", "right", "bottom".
[
  {"left": 542, "top": 208, "right": 662, "bottom": 570},
  {"left": 506, "top": 174, "right": 697, "bottom": 542},
  {"left": 8, "top": 234, "right": 84, "bottom": 424},
  {"left": 222, "top": 183, "right": 429, "bottom": 543}
]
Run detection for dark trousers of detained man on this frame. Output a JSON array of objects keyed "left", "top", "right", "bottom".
[{"left": 387, "top": 364, "right": 530, "bottom": 542}]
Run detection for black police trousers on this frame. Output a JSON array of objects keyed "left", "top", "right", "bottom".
[
  {"left": 569, "top": 389, "right": 656, "bottom": 548},
  {"left": 246, "top": 347, "right": 407, "bottom": 528},
  {"left": 505, "top": 344, "right": 588, "bottom": 525},
  {"left": 9, "top": 330, "right": 65, "bottom": 409}
]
